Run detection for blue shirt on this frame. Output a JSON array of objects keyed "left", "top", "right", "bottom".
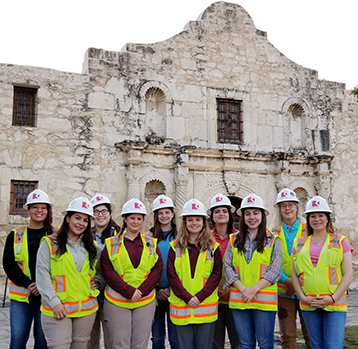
[
  {"left": 157, "top": 229, "right": 176, "bottom": 288},
  {"left": 279, "top": 219, "right": 301, "bottom": 299}
]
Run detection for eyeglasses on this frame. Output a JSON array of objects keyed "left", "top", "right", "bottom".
[
  {"left": 279, "top": 203, "right": 295, "bottom": 209},
  {"left": 94, "top": 209, "right": 109, "bottom": 217},
  {"left": 30, "top": 206, "right": 48, "bottom": 212}
]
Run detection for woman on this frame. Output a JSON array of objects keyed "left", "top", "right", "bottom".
[
  {"left": 272, "top": 188, "right": 311, "bottom": 349},
  {"left": 147, "top": 195, "right": 179, "bottom": 349},
  {"left": 36, "top": 197, "right": 100, "bottom": 349},
  {"left": 225, "top": 193, "right": 282, "bottom": 349},
  {"left": 88, "top": 193, "right": 120, "bottom": 349},
  {"left": 291, "top": 196, "right": 353, "bottom": 349},
  {"left": 3, "top": 189, "right": 54, "bottom": 349},
  {"left": 209, "top": 193, "right": 239, "bottom": 349},
  {"left": 167, "top": 199, "right": 222, "bottom": 349},
  {"left": 101, "top": 198, "right": 163, "bottom": 349}
]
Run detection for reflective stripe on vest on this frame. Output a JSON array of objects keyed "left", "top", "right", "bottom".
[
  {"left": 104, "top": 233, "right": 158, "bottom": 309},
  {"left": 272, "top": 223, "right": 306, "bottom": 294},
  {"left": 293, "top": 233, "right": 347, "bottom": 312},
  {"left": 40, "top": 235, "right": 99, "bottom": 318},
  {"left": 229, "top": 231, "right": 278, "bottom": 311},
  {"left": 9, "top": 226, "right": 31, "bottom": 303},
  {"left": 168, "top": 240, "right": 219, "bottom": 325}
]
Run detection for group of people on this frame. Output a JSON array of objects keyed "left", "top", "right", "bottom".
[{"left": 2, "top": 187, "right": 353, "bottom": 349}]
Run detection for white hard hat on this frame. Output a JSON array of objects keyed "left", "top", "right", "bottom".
[
  {"left": 62, "top": 197, "right": 94, "bottom": 217},
  {"left": 90, "top": 193, "right": 113, "bottom": 209},
  {"left": 121, "top": 198, "right": 147, "bottom": 216},
  {"left": 237, "top": 193, "right": 269, "bottom": 216},
  {"left": 210, "top": 193, "right": 232, "bottom": 209},
  {"left": 276, "top": 188, "right": 299, "bottom": 204},
  {"left": 152, "top": 195, "right": 175, "bottom": 212},
  {"left": 24, "top": 189, "right": 51, "bottom": 208},
  {"left": 180, "top": 199, "right": 208, "bottom": 217},
  {"left": 305, "top": 196, "right": 332, "bottom": 214}
]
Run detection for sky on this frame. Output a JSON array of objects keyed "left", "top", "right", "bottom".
[{"left": 1, "top": 0, "right": 357, "bottom": 89}]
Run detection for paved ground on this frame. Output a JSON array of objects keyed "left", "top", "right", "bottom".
[{"left": 0, "top": 291, "right": 357, "bottom": 348}]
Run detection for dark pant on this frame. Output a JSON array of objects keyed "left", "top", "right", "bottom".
[
  {"left": 277, "top": 296, "right": 311, "bottom": 349},
  {"left": 175, "top": 322, "right": 216, "bottom": 349},
  {"left": 151, "top": 299, "right": 179, "bottom": 349},
  {"left": 10, "top": 295, "right": 48, "bottom": 349},
  {"left": 213, "top": 303, "right": 240, "bottom": 349}
]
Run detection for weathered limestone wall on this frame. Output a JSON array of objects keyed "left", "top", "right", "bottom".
[{"left": 0, "top": 1, "right": 357, "bottom": 285}]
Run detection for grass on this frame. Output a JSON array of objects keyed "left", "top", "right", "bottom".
[{"left": 297, "top": 326, "right": 358, "bottom": 348}]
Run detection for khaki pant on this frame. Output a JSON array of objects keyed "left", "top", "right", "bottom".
[
  {"left": 87, "top": 302, "right": 111, "bottom": 349},
  {"left": 104, "top": 298, "right": 156, "bottom": 349},
  {"left": 277, "top": 296, "right": 311, "bottom": 349},
  {"left": 41, "top": 313, "right": 96, "bottom": 349}
]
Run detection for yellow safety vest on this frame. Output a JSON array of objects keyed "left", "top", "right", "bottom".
[
  {"left": 104, "top": 232, "right": 158, "bottom": 309},
  {"left": 40, "top": 235, "right": 99, "bottom": 318},
  {"left": 168, "top": 240, "right": 219, "bottom": 325},
  {"left": 293, "top": 233, "right": 348, "bottom": 312},
  {"left": 229, "top": 231, "right": 278, "bottom": 311},
  {"left": 272, "top": 223, "right": 306, "bottom": 294},
  {"left": 9, "top": 226, "right": 31, "bottom": 302},
  {"left": 9, "top": 225, "right": 59, "bottom": 303}
]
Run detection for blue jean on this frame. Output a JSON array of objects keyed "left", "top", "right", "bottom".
[
  {"left": 10, "top": 295, "right": 47, "bottom": 349},
  {"left": 151, "top": 299, "right": 179, "bottom": 349},
  {"left": 232, "top": 309, "right": 276, "bottom": 349},
  {"left": 302, "top": 309, "right": 346, "bottom": 349}
]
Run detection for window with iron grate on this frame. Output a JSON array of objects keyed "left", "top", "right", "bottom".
[
  {"left": 217, "top": 99, "right": 243, "bottom": 143},
  {"left": 10, "top": 180, "right": 38, "bottom": 215},
  {"left": 12, "top": 86, "right": 38, "bottom": 126}
]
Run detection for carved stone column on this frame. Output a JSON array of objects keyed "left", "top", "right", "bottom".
[{"left": 174, "top": 151, "right": 190, "bottom": 210}]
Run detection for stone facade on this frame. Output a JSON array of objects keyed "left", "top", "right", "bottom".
[{"left": 0, "top": 2, "right": 357, "bottom": 285}]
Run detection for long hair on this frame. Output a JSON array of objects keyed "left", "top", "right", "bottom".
[
  {"left": 306, "top": 212, "right": 335, "bottom": 236},
  {"left": 176, "top": 216, "right": 213, "bottom": 252},
  {"left": 234, "top": 208, "right": 267, "bottom": 254},
  {"left": 118, "top": 213, "right": 145, "bottom": 239},
  {"left": 55, "top": 212, "right": 97, "bottom": 269},
  {"left": 28, "top": 203, "right": 53, "bottom": 236},
  {"left": 210, "top": 205, "right": 234, "bottom": 234},
  {"left": 151, "top": 208, "right": 177, "bottom": 242},
  {"left": 94, "top": 203, "right": 121, "bottom": 244}
]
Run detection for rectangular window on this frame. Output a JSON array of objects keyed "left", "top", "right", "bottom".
[
  {"left": 217, "top": 99, "right": 243, "bottom": 143},
  {"left": 10, "top": 180, "right": 38, "bottom": 215},
  {"left": 12, "top": 86, "right": 38, "bottom": 126}
]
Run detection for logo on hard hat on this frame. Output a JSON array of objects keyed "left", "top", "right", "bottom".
[
  {"left": 159, "top": 198, "right": 166, "bottom": 204},
  {"left": 33, "top": 193, "right": 40, "bottom": 199},
  {"left": 281, "top": 192, "right": 287, "bottom": 198},
  {"left": 312, "top": 200, "right": 320, "bottom": 207},
  {"left": 290, "top": 192, "right": 295, "bottom": 197},
  {"left": 216, "top": 197, "right": 223, "bottom": 202},
  {"left": 134, "top": 202, "right": 142, "bottom": 209},
  {"left": 82, "top": 202, "right": 89, "bottom": 209},
  {"left": 96, "top": 196, "right": 103, "bottom": 201},
  {"left": 192, "top": 203, "right": 199, "bottom": 210},
  {"left": 247, "top": 197, "right": 255, "bottom": 203}
]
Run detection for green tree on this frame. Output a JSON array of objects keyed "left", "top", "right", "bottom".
[{"left": 352, "top": 85, "right": 358, "bottom": 101}]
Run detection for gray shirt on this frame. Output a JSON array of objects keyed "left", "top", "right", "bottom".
[{"left": 36, "top": 235, "right": 102, "bottom": 310}]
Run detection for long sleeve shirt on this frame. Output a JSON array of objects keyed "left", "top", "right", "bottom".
[
  {"left": 278, "top": 219, "right": 301, "bottom": 299},
  {"left": 3, "top": 226, "right": 47, "bottom": 289},
  {"left": 167, "top": 242, "right": 222, "bottom": 304},
  {"left": 224, "top": 232, "right": 282, "bottom": 288},
  {"left": 36, "top": 235, "right": 100, "bottom": 310},
  {"left": 101, "top": 233, "right": 163, "bottom": 300}
]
